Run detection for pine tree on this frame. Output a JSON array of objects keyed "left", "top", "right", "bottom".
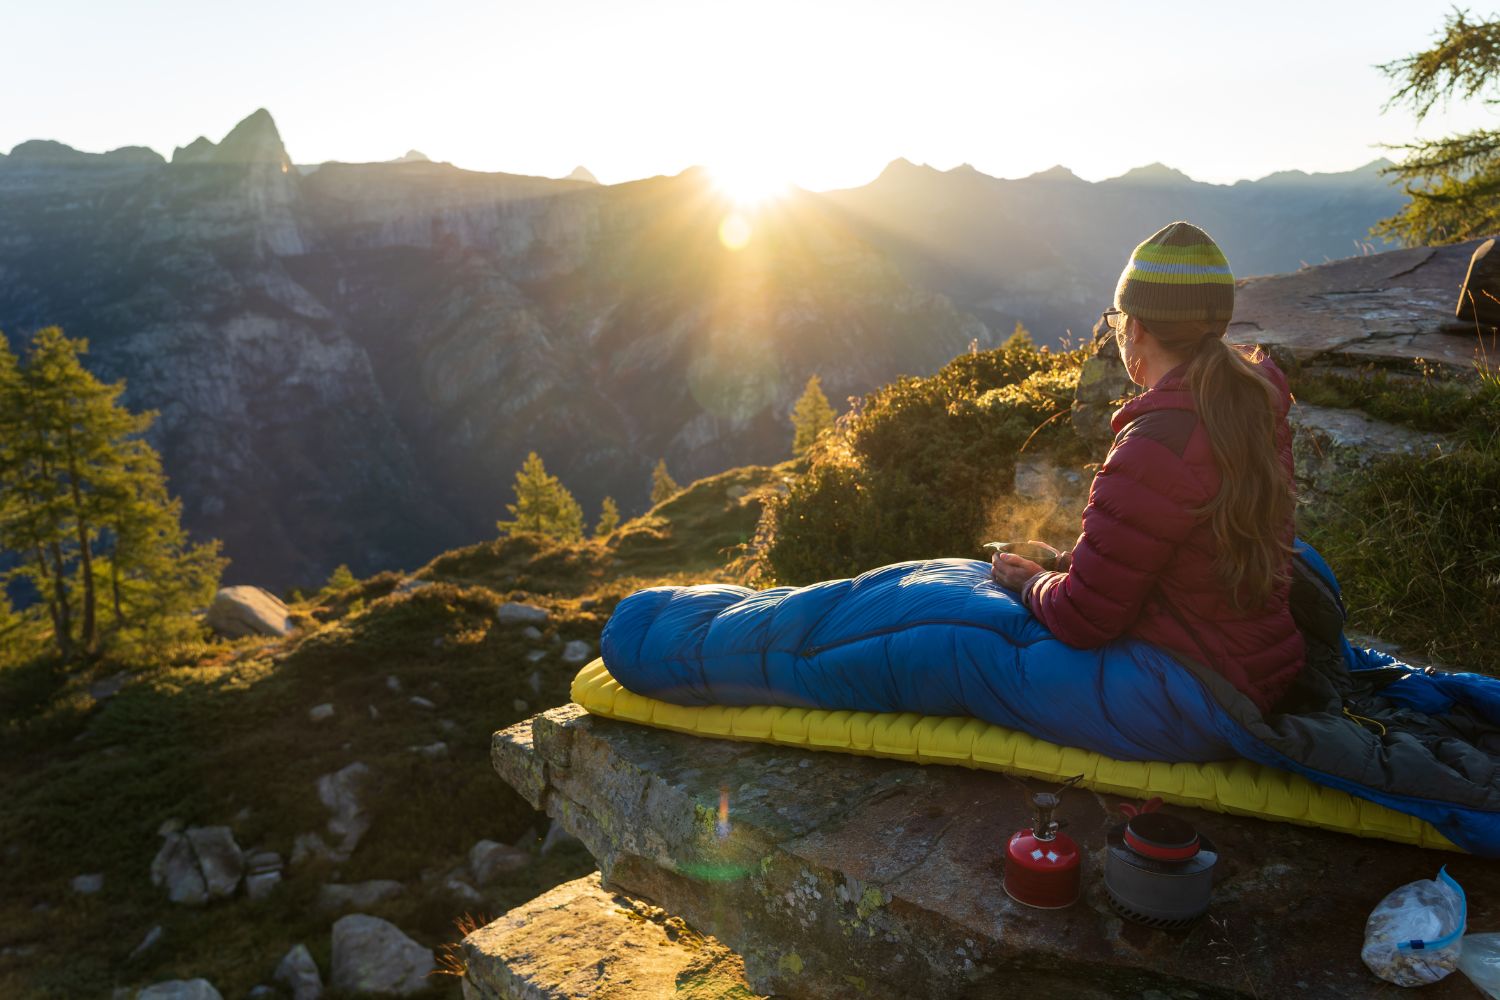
[
  {"left": 496, "top": 452, "right": 584, "bottom": 540},
  {"left": 323, "top": 564, "right": 358, "bottom": 593},
  {"left": 650, "top": 458, "right": 679, "bottom": 505},
  {"left": 791, "top": 374, "right": 837, "bottom": 458},
  {"left": 1004, "top": 321, "right": 1034, "bottom": 349},
  {"left": 594, "top": 496, "right": 620, "bottom": 538},
  {"left": 1377, "top": 9, "right": 1500, "bottom": 244},
  {"left": 0, "top": 328, "right": 223, "bottom": 659}
]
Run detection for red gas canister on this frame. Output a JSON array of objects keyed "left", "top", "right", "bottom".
[{"left": 1003, "top": 787, "right": 1082, "bottom": 909}]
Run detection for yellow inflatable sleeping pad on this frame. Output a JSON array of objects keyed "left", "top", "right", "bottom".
[{"left": 572, "top": 658, "right": 1456, "bottom": 851}]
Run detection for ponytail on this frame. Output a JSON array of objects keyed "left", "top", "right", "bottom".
[{"left": 1137, "top": 321, "right": 1296, "bottom": 610}]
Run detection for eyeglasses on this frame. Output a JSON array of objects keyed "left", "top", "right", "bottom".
[{"left": 1097, "top": 308, "right": 1127, "bottom": 344}]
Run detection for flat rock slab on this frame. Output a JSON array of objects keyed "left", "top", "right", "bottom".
[
  {"left": 1231, "top": 239, "right": 1500, "bottom": 369},
  {"left": 463, "top": 873, "right": 760, "bottom": 999},
  {"left": 494, "top": 705, "right": 1500, "bottom": 1000}
]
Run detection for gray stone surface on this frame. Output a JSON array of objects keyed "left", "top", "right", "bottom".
[
  {"left": 184, "top": 827, "right": 243, "bottom": 898},
  {"left": 560, "top": 639, "right": 592, "bottom": 665},
  {"left": 318, "top": 879, "right": 405, "bottom": 912},
  {"left": 128, "top": 925, "right": 163, "bottom": 962},
  {"left": 205, "top": 586, "right": 293, "bottom": 638},
  {"left": 70, "top": 872, "right": 104, "bottom": 895},
  {"left": 136, "top": 981, "right": 223, "bottom": 1000},
  {"left": 492, "top": 705, "right": 1500, "bottom": 1000},
  {"left": 495, "top": 602, "right": 550, "bottom": 626},
  {"left": 244, "top": 870, "right": 281, "bottom": 900},
  {"left": 150, "top": 832, "right": 207, "bottom": 905},
  {"left": 1289, "top": 402, "right": 1447, "bottom": 495},
  {"left": 463, "top": 873, "right": 758, "bottom": 1000},
  {"left": 308, "top": 703, "right": 335, "bottom": 721},
  {"left": 316, "top": 762, "right": 372, "bottom": 856},
  {"left": 330, "top": 914, "right": 434, "bottom": 996},
  {"left": 274, "top": 943, "right": 323, "bottom": 1000},
  {"left": 1230, "top": 240, "right": 1500, "bottom": 371},
  {"left": 468, "top": 840, "right": 529, "bottom": 885}
]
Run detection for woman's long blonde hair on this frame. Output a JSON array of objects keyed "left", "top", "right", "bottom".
[{"left": 1141, "top": 319, "right": 1296, "bottom": 610}]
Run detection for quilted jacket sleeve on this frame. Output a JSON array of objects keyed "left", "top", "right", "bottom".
[{"left": 1022, "top": 422, "right": 1205, "bottom": 647}]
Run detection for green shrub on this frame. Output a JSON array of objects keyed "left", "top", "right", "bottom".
[
  {"left": 752, "top": 340, "right": 1088, "bottom": 585},
  {"left": 1301, "top": 372, "right": 1500, "bottom": 670}
]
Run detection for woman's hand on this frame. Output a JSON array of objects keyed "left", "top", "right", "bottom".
[{"left": 991, "top": 550, "right": 1045, "bottom": 590}]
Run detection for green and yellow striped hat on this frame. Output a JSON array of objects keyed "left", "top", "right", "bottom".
[{"left": 1113, "top": 221, "right": 1234, "bottom": 324}]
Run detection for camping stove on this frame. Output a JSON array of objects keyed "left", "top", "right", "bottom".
[
  {"left": 1105, "top": 799, "right": 1217, "bottom": 929},
  {"left": 1003, "top": 786, "right": 1081, "bottom": 908}
]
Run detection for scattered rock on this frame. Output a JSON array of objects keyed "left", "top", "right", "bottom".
[
  {"left": 316, "top": 762, "right": 373, "bottom": 856},
  {"left": 245, "top": 870, "right": 282, "bottom": 900},
  {"left": 1, "top": 944, "right": 39, "bottom": 959},
  {"left": 438, "top": 719, "right": 458, "bottom": 734},
  {"left": 409, "top": 696, "right": 436, "bottom": 710},
  {"left": 1289, "top": 403, "right": 1447, "bottom": 496},
  {"left": 560, "top": 640, "right": 592, "bottom": 665},
  {"left": 521, "top": 625, "right": 544, "bottom": 641},
  {"left": 527, "top": 671, "right": 542, "bottom": 696},
  {"left": 524, "top": 650, "right": 547, "bottom": 663},
  {"left": 495, "top": 602, "right": 549, "bottom": 627},
  {"left": 579, "top": 598, "right": 599, "bottom": 611},
  {"left": 136, "top": 980, "right": 223, "bottom": 1000},
  {"left": 319, "top": 879, "right": 405, "bottom": 912},
  {"left": 512, "top": 698, "right": 529, "bottom": 714},
  {"left": 394, "top": 577, "right": 431, "bottom": 596},
  {"left": 385, "top": 675, "right": 402, "bottom": 693},
  {"left": 186, "top": 827, "right": 244, "bottom": 898},
  {"left": 308, "top": 703, "right": 335, "bottom": 722},
  {"left": 246, "top": 988, "right": 275, "bottom": 999},
  {"left": 368, "top": 705, "right": 380, "bottom": 721},
  {"left": 409, "top": 741, "right": 448, "bottom": 759},
  {"left": 291, "top": 832, "right": 342, "bottom": 867},
  {"left": 330, "top": 914, "right": 435, "bottom": 995},
  {"left": 275, "top": 943, "right": 324, "bottom": 1000},
  {"left": 446, "top": 879, "right": 484, "bottom": 905},
  {"left": 540, "top": 817, "right": 581, "bottom": 857},
  {"left": 205, "top": 586, "right": 293, "bottom": 638},
  {"left": 157, "top": 818, "right": 184, "bottom": 836},
  {"left": 150, "top": 833, "right": 207, "bottom": 904},
  {"left": 88, "top": 671, "right": 129, "bottom": 702},
  {"left": 128, "top": 925, "right": 164, "bottom": 962},
  {"left": 71, "top": 872, "right": 104, "bottom": 895},
  {"left": 469, "top": 840, "right": 530, "bottom": 884}
]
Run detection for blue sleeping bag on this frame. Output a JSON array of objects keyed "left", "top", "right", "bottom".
[{"left": 601, "top": 542, "right": 1500, "bottom": 855}]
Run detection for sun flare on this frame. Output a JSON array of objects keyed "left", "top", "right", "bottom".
[{"left": 709, "top": 162, "right": 790, "bottom": 207}]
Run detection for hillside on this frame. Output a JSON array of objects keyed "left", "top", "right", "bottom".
[
  {"left": 0, "top": 110, "right": 984, "bottom": 590},
  {"left": 0, "top": 464, "right": 788, "bottom": 999}
]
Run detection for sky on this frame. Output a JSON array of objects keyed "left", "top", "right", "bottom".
[{"left": 2, "top": 0, "right": 1491, "bottom": 191}]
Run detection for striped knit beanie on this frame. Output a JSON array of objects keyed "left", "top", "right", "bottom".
[{"left": 1113, "top": 221, "right": 1234, "bottom": 325}]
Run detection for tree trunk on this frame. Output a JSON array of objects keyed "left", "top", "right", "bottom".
[
  {"left": 63, "top": 431, "right": 96, "bottom": 655},
  {"left": 31, "top": 541, "right": 66, "bottom": 653},
  {"left": 47, "top": 539, "right": 72, "bottom": 660},
  {"left": 110, "top": 545, "right": 123, "bottom": 627}
]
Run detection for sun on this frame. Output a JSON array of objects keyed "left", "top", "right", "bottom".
[{"left": 709, "top": 162, "right": 791, "bottom": 207}]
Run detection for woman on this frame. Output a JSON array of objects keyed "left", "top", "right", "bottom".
[{"left": 991, "top": 222, "right": 1304, "bottom": 713}]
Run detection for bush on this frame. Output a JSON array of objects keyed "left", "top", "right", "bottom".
[
  {"left": 1301, "top": 372, "right": 1500, "bottom": 670},
  {"left": 751, "top": 339, "right": 1088, "bottom": 585}
]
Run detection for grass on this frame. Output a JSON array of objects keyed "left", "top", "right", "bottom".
[{"left": 0, "top": 466, "right": 779, "bottom": 998}]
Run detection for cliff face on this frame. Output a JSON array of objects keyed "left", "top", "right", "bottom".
[{"left": 0, "top": 111, "right": 984, "bottom": 587}]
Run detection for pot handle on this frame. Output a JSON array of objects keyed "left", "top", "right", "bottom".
[{"left": 1119, "top": 796, "right": 1164, "bottom": 819}]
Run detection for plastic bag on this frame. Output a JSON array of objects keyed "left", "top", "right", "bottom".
[
  {"left": 1460, "top": 933, "right": 1500, "bottom": 999},
  {"left": 1361, "top": 867, "right": 1467, "bottom": 987}
]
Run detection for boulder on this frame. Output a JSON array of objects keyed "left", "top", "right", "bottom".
[
  {"left": 318, "top": 879, "right": 405, "bottom": 912},
  {"left": 463, "top": 874, "right": 756, "bottom": 1000},
  {"left": 149, "top": 834, "right": 207, "bottom": 905},
  {"left": 291, "top": 832, "right": 341, "bottom": 867},
  {"left": 316, "top": 762, "right": 372, "bottom": 855},
  {"left": 1288, "top": 403, "right": 1447, "bottom": 496},
  {"left": 491, "top": 705, "right": 1500, "bottom": 1000},
  {"left": 330, "top": 914, "right": 435, "bottom": 995},
  {"left": 560, "top": 640, "right": 592, "bottom": 665},
  {"left": 446, "top": 879, "right": 484, "bottom": 905},
  {"left": 468, "top": 840, "right": 529, "bottom": 885},
  {"left": 308, "top": 703, "right": 335, "bottom": 721},
  {"left": 495, "top": 602, "right": 549, "bottom": 626},
  {"left": 521, "top": 625, "right": 544, "bottom": 641},
  {"left": 244, "top": 870, "right": 281, "bottom": 900},
  {"left": 185, "top": 827, "right": 243, "bottom": 898},
  {"left": 135, "top": 981, "right": 222, "bottom": 1000},
  {"left": 205, "top": 586, "right": 293, "bottom": 638},
  {"left": 274, "top": 943, "right": 324, "bottom": 1000}
]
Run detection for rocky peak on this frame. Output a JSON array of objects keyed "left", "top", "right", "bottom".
[
  {"left": 172, "top": 108, "right": 290, "bottom": 169},
  {"left": 1108, "top": 161, "right": 1196, "bottom": 186},
  {"left": 390, "top": 150, "right": 431, "bottom": 163},
  {"left": 5, "top": 140, "right": 165, "bottom": 167},
  {"left": 566, "top": 165, "right": 599, "bottom": 184},
  {"left": 1026, "top": 164, "right": 1082, "bottom": 182}
]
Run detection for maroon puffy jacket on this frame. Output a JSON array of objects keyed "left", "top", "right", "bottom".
[{"left": 1022, "top": 354, "right": 1304, "bottom": 714}]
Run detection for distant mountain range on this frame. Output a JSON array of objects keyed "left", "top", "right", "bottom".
[{"left": 0, "top": 110, "right": 1406, "bottom": 588}]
